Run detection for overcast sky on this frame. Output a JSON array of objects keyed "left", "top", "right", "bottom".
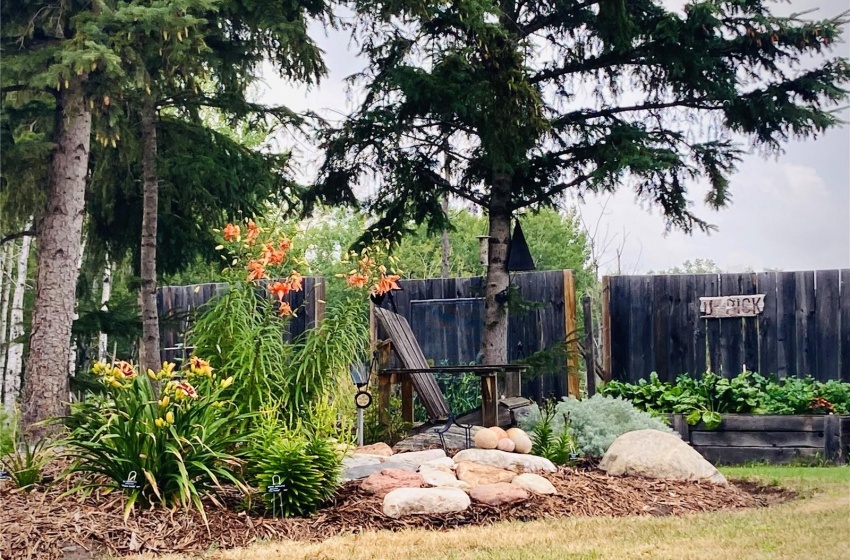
[{"left": 256, "top": 0, "right": 850, "bottom": 275}]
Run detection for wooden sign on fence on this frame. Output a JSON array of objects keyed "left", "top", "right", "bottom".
[{"left": 699, "top": 294, "right": 766, "bottom": 318}]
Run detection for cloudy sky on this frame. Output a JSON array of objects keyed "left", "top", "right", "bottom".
[{"left": 256, "top": 0, "right": 850, "bottom": 275}]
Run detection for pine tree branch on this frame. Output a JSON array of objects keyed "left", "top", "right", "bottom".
[
  {"left": 513, "top": 174, "right": 591, "bottom": 210},
  {"left": 0, "top": 230, "right": 37, "bottom": 246},
  {"left": 519, "top": 1, "right": 601, "bottom": 37},
  {"left": 553, "top": 99, "right": 721, "bottom": 127}
]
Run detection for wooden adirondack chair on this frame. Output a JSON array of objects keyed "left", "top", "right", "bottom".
[{"left": 373, "top": 306, "right": 528, "bottom": 429}]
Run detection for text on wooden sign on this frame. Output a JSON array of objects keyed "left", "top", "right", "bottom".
[{"left": 699, "top": 294, "right": 766, "bottom": 318}]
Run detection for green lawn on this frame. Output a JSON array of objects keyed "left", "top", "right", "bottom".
[{"left": 146, "top": 466, "right": 850, "bottom": 560}]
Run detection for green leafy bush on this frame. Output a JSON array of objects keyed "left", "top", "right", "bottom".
[
  {"left": 520, "top": 395, "right": 672, "bottom": 458},
  {"left": 528, "top": 400, "right": 578, "bottom": 465},
  {"left": 64, "top": 359, "right": 247, "bottom": 520},
  {"left": 247, "top": 416, "right": 342, "bottom": 517},
  {"left": 602, "top": 371, "right": 850, "bottom": 426},
  {"left": 0, "top": 415, "right": 52, "bottom": 491}
]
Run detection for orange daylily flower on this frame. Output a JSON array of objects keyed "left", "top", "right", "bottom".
[
  {"left": 288, "top": 271, "right": 303, "bottom": 292},
  {"left": 261, "top": 243, "right": 285, "bottom": 265},
  {"left": 245, "top": 220, "right": 260, "bottom": 245},
  {"left": 268, "top": 281, "right": 291, "bottom": 300},
  {"left": 278, "top": 301, "right": 293, "bottom": 316},
  {"left": 223, "top": 223, "right": 240, "bottom": 242},
  {"left": 115, "top": 360, "right": 136, "bottom": 378},
  {"left": 247, "top": 259, "right": 267, "bottom": 282},
  {"left": 279, "top": 237, "right": 292, "bottom": 252},
  {"left": 346, "top": 273, "right": 370, "bottom": 289},
  {"left": 375, "top": 274, "right": 401, "bottom": 295}
]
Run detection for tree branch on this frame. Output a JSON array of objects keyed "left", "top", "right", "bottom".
[
  {"left": 513, "top": 173, "right": 592, "bottom": 210},
  {"left": 1, "top": 230, "right": 37, "bottom": 246},
  {"left": 552, "top": 99, "right": 721, "bottom": 127}
]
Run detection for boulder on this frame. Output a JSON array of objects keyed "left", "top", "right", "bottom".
[
  {"left": 357, "top": 442, "right": 394, "bottom": 457},
  {"left": 489, "top": 426, "right": 509, "bottom": 440},
  {"left": 382, "top": 487, "right": 471, "bottom": 518},
  {"left": 468, "top": 483, "right": 529, "bottom": 506},
  {"left": 344, "top": 461, "right": 416, "bottom": 481},
  {"left": 512, "top": 473, "right": 557, "bottom": 495},
  {"left": 420, "top": 457, "right": 456, "bottom": 470},
  {"left": 419, "top": 464, "right": 471, "bottom": 490},
  {"left": 393, "top": 425, "right": 486, "bottom": 453},
  {"left": 361, "top": 468, "right": 424, "bottom": 497},
  {"left": 506, "top": 428, "right": 533, "bottom": 454},
  {"left": 474, "top": 429, "right": 499, "bottom": 449},
  {"left": 453, "top": 449, "right": 557, "bottom": 473},
  {"left": 392, "top": 449, "right": 448, "bottom": 469},
  {"left": 455, "top": 461, "right": 515, "bottom": 487},
  {"left": 496, "top": 438, "right": 516, "bottom": 452},
  {"left": 599, "top": 429, "right": 727, "bottom": 485},
  {"left": 342, "top": 454, "right": 384, "bottom": 469}
]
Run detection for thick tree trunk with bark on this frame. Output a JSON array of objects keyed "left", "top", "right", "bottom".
[
  {"left": 139, "top": 99, "right": 161, "bottom": 373},
  {"left": 6, "top": 221, "right": 34, "bottom": 407},
  {"left": 22, "top": 79, "right": 91, "bottom": 436},
  {"left": 481, "top": 174, "right": 511, "bottom": 364}
]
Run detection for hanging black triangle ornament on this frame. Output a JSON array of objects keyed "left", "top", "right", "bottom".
[{"left": 507, "top": 219, "right": 535, "bottom": 271}]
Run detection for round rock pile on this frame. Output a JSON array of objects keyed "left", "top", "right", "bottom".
[{"left": 343, "top": 429, "right": 559, "bottom": 518}]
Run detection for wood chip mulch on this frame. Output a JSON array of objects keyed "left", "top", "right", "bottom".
[{"left": 0, "top": 467, "right": 794, "bottom": 560}]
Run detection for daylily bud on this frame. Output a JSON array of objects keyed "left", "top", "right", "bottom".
[
  {"left": 147, "top": 369, "right": 157, "bottom": 380},
  {"left": 166, "top": 411, "right": 175, "bottom": 424},
  {"left": 220, "top": 376, "right": 234, "bottom": 389},
  {"left": 155, "top": 418, "right": 166, "bottom": 428}
]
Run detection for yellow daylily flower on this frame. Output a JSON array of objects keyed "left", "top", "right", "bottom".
[{"left": 220, "top": 376, "right": 234, "bottom": 389}]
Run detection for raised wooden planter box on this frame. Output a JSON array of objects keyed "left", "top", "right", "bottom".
[{"left": 668, "top": 414, "right": 850, "bottom": 465}]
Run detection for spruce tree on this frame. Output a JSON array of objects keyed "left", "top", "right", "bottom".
[{"left": 305, "top": 0, "right": 850, "bottom": 364}]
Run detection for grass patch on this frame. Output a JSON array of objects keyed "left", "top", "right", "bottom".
[{"left": 133, "top": 466, "right": 850, "bottom": 560}]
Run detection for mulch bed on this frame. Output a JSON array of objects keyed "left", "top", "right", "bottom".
[{"left": 1, "top": 465, "right": 795, "bottom": 560}]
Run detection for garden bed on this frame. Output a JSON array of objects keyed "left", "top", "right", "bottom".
[
  {"left": 670, "top": 413, "right": 850, "bottom": 465},
  {"left": 1, "top": 464, "right": 788, "bottom": 560}
]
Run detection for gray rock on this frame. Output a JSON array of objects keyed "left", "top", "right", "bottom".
[
  {"left": 393, "top": 425, "right": 485, "bottom": 453},
  {"left": 599, "top": 429, "right": 727, "bottom": 485},
  {"left": 391, "top": 449, "right": 448, "bottom": 468},
  {"left": 342, "top": 454, "right": 384, "bottom": 470},
  {"left": 344, "top": 461, "right": 416, "bottom": 481},
  {"left": 382, "top": 487, "right": 471, "bottom": 518},
  {"left": 452, "top": 449, "right": 557, "bottom": 473}
]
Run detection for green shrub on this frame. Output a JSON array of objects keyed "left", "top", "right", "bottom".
[
  {"left": 247, "top": 416, "right": 342, "bottom": 517},
  {"left": 64, "top": 359, "right": 247, "bottom": 520},
  {"left": 0, "top": 415, "right": 52, "bottom": 491},
  {"left": 528, "top": 400, "right": 578, "bottom": 466},
  {"left": 520, "top": 394, "right": 672, "bottom": 458}
]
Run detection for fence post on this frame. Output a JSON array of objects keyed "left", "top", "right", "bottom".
[
  {"left": 581, "top": 295, "right": 596, "bottom": 397},
  {"left": 824, "top": 414, "right": 840, "bottom": 464},
  {"left": 601, "top": 276, "right": 612, "bottom": 381},
  {"left": 563, "top": 270, "right": 579, "bottom": 397}
]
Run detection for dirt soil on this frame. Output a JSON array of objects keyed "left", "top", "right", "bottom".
[{"left": 0, "top": 466, "right": 795, "bottom": 560}]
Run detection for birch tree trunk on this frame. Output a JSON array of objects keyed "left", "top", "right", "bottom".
[
  {"left": 481, "top": 174, "right": 511, "bottom": 364},
  {"left": 22, "top": 78, "right": 91, "bottom": 437},
  {"left": 98, "top": 259, "right": 112, "bottom": 361},
  {"left": 139, "top": 99, "right": 161, "bottom": 373},
  {"left": 0, "top": 243, "right": 13, "bottom": 408},
  {"left": 6, "top": 224, "right": 34, "bottom": 409}
]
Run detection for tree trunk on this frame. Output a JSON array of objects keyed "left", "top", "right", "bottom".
[
  {"left": 6, "top": 220, "right": 34, "bottom": 408},
  {"left": 481, "top": 174, "right": 511, "bottom": 364},
  {"left": 22, "top": 79, "right": 91, "bottom": 437},
  {"left": 139, "top": 99, "right": 161, "bottom": 373},
  {"left": 0, "top": 243, "right": 13, "bottom": 408},
  {"left": 98, "top": 258, "right": 112, "bottom": 361},
  {"left": 440, "top": 197, "right": 451, "bottom": 278}
]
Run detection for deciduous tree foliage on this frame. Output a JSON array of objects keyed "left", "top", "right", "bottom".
[{"left": 304, "top": 0, "right": 849, "bottom": 363}]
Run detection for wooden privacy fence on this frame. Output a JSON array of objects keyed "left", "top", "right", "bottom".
[
  {"left": 156, "top": 278, "right": 326, "bottom": 363},
  {"left": 372, "top": 270, "right": 579, "bottom": 400},
  {"left": 601, "top": 269, "right": 850, "bottom": 383}
]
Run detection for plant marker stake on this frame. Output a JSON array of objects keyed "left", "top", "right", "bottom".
[
  {"left": 121, "top": 471, "right": 139, "bottom": 490},
  {"left": 266, "top": 475, "right": 286, "bottom": 517}
]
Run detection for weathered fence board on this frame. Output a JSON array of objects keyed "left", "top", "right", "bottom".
[
  {"left": 157, "top": 278, "right": 325, "bottom": 363},
  {"left": 605, "top": 270, "right": 848, "bottom": 381},
  {"left": 374, "top": 270, "right": 577, "bottom": 401}
]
